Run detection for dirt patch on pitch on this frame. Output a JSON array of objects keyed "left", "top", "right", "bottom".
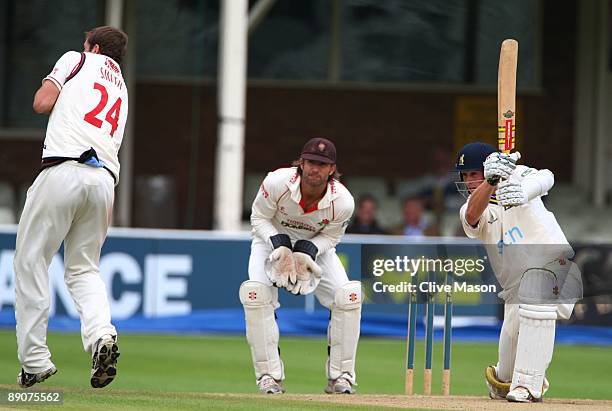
[{"left": 273, "top": 394, "right": 612, "bottom": 410}]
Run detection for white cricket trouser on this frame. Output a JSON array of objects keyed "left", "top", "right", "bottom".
[{"left": 14, "top": 162, "right": 117, "bottom": 373}]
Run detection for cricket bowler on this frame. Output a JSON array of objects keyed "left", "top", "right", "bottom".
[{"left": 14, "top": 26, "right": 127, "bottom": 389}]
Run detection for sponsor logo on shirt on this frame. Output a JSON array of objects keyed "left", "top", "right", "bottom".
[
  {"left": 497, "top": 225, "right": 524, "bottom": 254},
  {"left": 281, "top": 219, "right": 317, "bottom": 233},
  {"left": 105, "top": 58, "right": 120, "bottom": 74}
]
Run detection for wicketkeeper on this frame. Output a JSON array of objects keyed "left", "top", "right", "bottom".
[{"left": 239, "top": 137, "right": 360, "bottom": 394}]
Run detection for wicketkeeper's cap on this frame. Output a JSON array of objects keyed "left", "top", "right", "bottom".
[{"left": 300, "top": 137, "right": 337, "bottom": 164}]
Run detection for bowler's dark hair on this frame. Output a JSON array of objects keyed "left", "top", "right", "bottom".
[{"left": 86, "top": 26, "right": 128, "bottom": 64}]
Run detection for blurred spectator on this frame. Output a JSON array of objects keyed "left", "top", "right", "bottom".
[
  {"left": 390, "top": 196, "right": 439, "bottom": 237},
  {"left": 398, "top": 148, "right": 461, "bottom": 212},
  {"left": 420, "top": 148, "right": 462, "bottom": 212},
  {"left": 395, "top": 148, "right": 461, "bottom": 236},
  {"left": 346, "top": 194, "right": 387, "bottom": 235}
]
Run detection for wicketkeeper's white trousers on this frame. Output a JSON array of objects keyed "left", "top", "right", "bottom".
[
  {"left": 243, "top": 239, "right": 361, "bottom": 384},
  {"left": 14, "top": 162, "right": 117, "bottom": 373}
]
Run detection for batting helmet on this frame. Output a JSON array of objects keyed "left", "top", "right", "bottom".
[
  {"left": 455, "top": 142, "right": 496, "bottom": 198},
  {"left": 455, "top": 142, "right": 496, "bottom": 173}
]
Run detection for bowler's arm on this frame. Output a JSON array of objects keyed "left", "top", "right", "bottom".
[{"left": 33, "top": 80, "right": 60, "bottom": 114}]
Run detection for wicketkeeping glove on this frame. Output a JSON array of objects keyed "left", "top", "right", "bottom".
[
  {"left": 483, "top": 151, "right": 521, "bottom": 186},
  {"left": 267, "top": 234, "right": 297, "bottom": 288},
  {"left": 287, "top": 240, "right": 322, "bottom": 295}
]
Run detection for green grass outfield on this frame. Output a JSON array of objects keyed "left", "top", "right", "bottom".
[{"left": 0, "top": 330, "right": 610, "bottom": 410}]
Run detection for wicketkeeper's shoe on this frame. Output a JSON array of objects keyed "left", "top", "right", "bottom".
[
  {"left": 17, "top": 366, "right": 57, "bottom": 388},
  {"left": 325, "top": 376, "right": 355, "bottom": 394},
  {"left": 257, "top": 375, "right": 284, "bottom": 394},
  {"left": 90, "top": 334, "right": 120, "bottom": 388},
  {"left": 506, "top": 386, "right": 542, "bottom": 403}
]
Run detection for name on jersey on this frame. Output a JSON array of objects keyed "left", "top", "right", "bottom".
[{"left": 100, "top": 66, "right": 123, "bottom": 90}]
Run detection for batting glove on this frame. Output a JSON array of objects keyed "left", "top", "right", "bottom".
[
  {"left": 496, "top": 180, "right": 528, "bottom": 207},
  {"left": 484, "top": 151, "right": 521, "bottom": 185}
]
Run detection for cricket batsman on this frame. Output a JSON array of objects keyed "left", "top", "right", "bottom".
[
  {"left": 239, "top": 137, "right": 360, "bottom": 394},
  {"left": 455, "top": 142, "right": 582, "bottom": 403}
]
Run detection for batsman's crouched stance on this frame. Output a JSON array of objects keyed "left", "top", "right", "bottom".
[
  {"left": 456, "top": 142, "right": 582, "bottom": 403},
  {"left": 240, "top": 138, "right": 360, "bottom": 394}
]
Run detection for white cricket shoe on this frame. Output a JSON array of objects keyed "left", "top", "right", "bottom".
[
  {"left": 258, "top": 375, "right": 284, "bottom": 394},
  {"left": 17, "top": 366, "right": 57, "bottom": 388},
  {"left": 90, "top": 334, "right": 120, "bottom": 388},
  {"left": 325, "top": 376, "right": 355, "bottom": 394},
  {"left": 507, "top": 386, "right": 541, "bottom": 403}
]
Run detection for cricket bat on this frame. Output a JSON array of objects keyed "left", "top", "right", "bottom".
[{"left": 498, "top": 39, "right": 518, "bottom": 154}]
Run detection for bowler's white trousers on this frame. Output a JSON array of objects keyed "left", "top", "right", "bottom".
[{"left": 14, "top": 162, "right": 117, "bottom": 373}]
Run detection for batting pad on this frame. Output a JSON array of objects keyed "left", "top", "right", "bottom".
[
  {"left": 518, "top": 268, "right": 560, "bottom": 304},
  {"left": 327, "top": 281, "right": 362, "bottom": 383},
  {"left": 511, "top": 304, "right": 557, "bottom": 398},
  {"left": 239, "top": 281, "right": 284, "bottom": 381}
]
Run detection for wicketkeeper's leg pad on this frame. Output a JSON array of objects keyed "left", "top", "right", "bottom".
[
  {"left": 239, "top": 280, "right": 284, "bottom": 381},
  {"left": 327, "top": 281, "right": 362, "bottom": 384},
  {"left": 511, "top": 304, "right": 557, "bottom": 399}
]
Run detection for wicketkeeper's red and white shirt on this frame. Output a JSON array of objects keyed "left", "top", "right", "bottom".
[
  {"left": 251, "top": 167, "right": 355, "bottom": 257},
  {"left": 42, "top": 51, "right": 128, "bottom": 182}
]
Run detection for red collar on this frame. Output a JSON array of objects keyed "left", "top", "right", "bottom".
[{"left": 299, "top": 197, "right": 319, "bottom": 214}]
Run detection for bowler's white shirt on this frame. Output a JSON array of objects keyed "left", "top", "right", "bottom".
[{"left": 43, "top": 51, "right": 128, "bottom": 182}]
